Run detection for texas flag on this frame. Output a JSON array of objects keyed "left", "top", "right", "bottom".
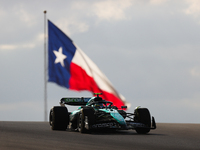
[{"left": 48, "top": 20, "right": 130, "bottom": 108}]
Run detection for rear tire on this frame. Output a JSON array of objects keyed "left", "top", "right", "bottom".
[
  {"left": 49, "top": 106, "right": 69, "bottom": 130},
  {"left": 134, "top": 108, "right": 151, "bottom": 134}
]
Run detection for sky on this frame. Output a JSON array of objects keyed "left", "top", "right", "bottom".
[{"left": 0, "top": 0, "right": 200, "bottom": 123}]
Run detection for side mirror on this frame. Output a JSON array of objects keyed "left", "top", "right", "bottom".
[{"left": 121, "top": 106, "right": 127, "bottom": 109}]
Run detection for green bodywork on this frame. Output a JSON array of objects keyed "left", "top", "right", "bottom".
[
  {"left": 69, "top": 97, "right": 127, "bottom": 128},
  {"left": 99, "top": 109, "right": 126, "bottom": 126}
]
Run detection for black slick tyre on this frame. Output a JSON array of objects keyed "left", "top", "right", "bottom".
[
  {"left": 78, "top": 112, "right": 86, "bottom": 133},
  {"left": 77, "top": 107, "right": 95, "bottom": 133},
  {"left": 134, "top": 108, "right": 151, "bottom": 134},
  {"left": 49, "top": 106, "right": 69, "bottom": 130}
]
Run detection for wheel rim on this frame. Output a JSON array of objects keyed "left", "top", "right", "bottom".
[{"left": 78, "top": 113, "right": 82, "bottom": 132}]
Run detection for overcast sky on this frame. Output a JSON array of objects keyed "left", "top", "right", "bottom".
[{"left": 1, "top": 0, "right": 200, "bottom": 123}]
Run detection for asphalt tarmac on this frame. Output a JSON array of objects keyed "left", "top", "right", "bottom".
[{"left": 0, "top": 121, "right": 200, "bottom": 150}]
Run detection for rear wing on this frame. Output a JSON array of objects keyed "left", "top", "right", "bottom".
[{"left": 60, "top": 97, "right": 91, "bottom": 106}]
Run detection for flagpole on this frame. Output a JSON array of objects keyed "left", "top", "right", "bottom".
[{"left": 44, "top": 10, "right": 47, "bottom": 122}]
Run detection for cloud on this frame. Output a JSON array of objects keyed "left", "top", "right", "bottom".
[
  {"left": 190, "top": 66, "right": 200, "bottom": 78},
  {"left": 150, "top": 0, "right": 168, "bottom": 5},
  {"left": 91, "top": 0, "right": 133, "bottom": 21},
  {"left": 0, "top": 33, "right": 43, "bottom": 51},
  {"left": 60, "top": 0, "right": 133, "bottom": 35},
  {"left": 0, "top": 44, "right": 35, "bottom": 51},
  {"left": 0, "top": 7, "right": 6, "bottom": 18},
  {"left": 56, "top": 18, "right": 89, "bottom": 36},
  {"left": 184, "top": 0, "right": 200, "bottom": 17},
  {"left": 0, "top": 45, "right": 18, "bottom": 50},
  {"left": 14, "top": 4, "right": 37, "bottom": 27},
  {"left": 0, "top": 2, "right": 37, "bottom": 28},
  {"left": 71, "top": 0, "right": 133, "bottom": 22}
]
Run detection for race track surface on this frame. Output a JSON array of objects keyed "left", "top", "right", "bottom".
[{"left": 0, "top": 121, "right": 200, "bottom": 150}]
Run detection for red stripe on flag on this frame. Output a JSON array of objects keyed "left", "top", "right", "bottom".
[{"left": 69, "top": 63, "right": 125, "bottom": 108}]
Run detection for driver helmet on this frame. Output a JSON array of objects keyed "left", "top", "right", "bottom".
[{"left": 94, "top": 103, "right": 104, "bottom": 109}]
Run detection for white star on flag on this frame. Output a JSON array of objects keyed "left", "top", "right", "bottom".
[{"left": 53, "top": 47, "right": 67, "bottom": 67}]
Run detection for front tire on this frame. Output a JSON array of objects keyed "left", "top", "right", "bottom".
[
  {"left": 134, "top": 108, "right": 151, "bottom": 134},
  {"left": 77, "top": 107, "right": 95, "bottom": 133},
  {"left": 49, "top": 106, "right": 69, "bottom": 130},
  {"left": 78, "top": 112, "right": 87, "bottom": 133}
]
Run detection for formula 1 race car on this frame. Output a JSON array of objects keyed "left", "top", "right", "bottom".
[{"left": 49, "top": 93, "right": 156, "bottom": 134}]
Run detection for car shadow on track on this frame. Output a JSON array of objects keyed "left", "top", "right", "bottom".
[
  {"left": 66, "top": 128, "right": 165, "bottom": 136},
  {"left": 82, "top": 130, "right": 164, "bottom": 136}
]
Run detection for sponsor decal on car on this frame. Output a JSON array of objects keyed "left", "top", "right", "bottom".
[
  {"left": 64, "top": 98, "right": 90, "bottom": 103},
  {"left": 126, "top": 122, "right": 146, "bottom": 128},
  {"left": 92, "top": 122, "right": 117, "bottom": 128}
]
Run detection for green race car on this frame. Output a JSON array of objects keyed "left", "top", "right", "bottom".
[{"left": 49, "top": 93, "right": 156, "bottom": 134}]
